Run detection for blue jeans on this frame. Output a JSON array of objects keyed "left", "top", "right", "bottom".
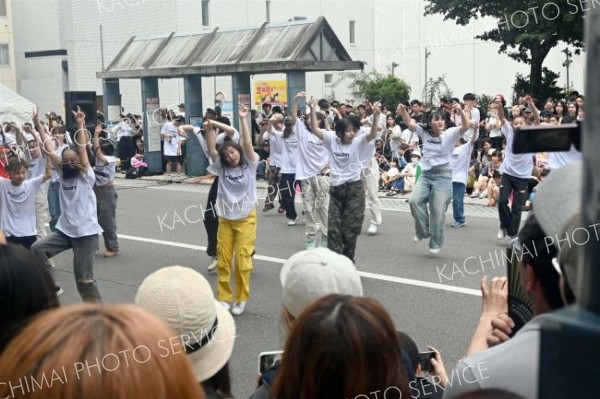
[
  {"left": 47, "top": 181, "right": 61, "bottom": 232},
  {"left": 452, "top": 182, "right": 466, "bottom": 224},
  {"left": 409, "top": 167, "right": 453, "bottom": 249}
]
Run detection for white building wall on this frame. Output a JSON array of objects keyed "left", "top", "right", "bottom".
[
  {"left": 0, "top": 0, "right": 17, "bottom": 91},
  {"left": 11, "top": 0, "right": 585, "bottom": 116}
]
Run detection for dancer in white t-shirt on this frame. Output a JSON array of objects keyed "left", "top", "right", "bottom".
[
  {"left": 161, "top": 115, "right": 186, "bottom": 183},
  {"left": 450, "top": 128, "right": 479, "bottom": 228},
  {"left": 307, "top": 97, "right": 379, "bottom": 262},
  {"left": 397, "top": 103, "right": 472, "bottom": 254},
  {"left": 31, "top": 106, "right": 103, "bottom": 302},
  {"left": 291, "top": 92, "right": 331, "bottom": 249},
  {"left": 205, "top": 105, "right": 258, "bottom": 316}
]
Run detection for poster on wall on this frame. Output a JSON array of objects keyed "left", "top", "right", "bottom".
[
  {"left": 253, "top": 80, "right": 287, "bottom": 109},
  {"left": 145, "top": 97, "right": 161, "bottom": 152}
]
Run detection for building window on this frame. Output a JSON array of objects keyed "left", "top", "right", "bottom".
[
  {"left": 202, "top": 0, "right": 210, "bottom": 27},
  {"left": 0, "top": 44, "right": 9, "bottom": 66},
  {"left": 324, "top": 73, "right": 333, "bottom": 84},
  {"left": 349, "top": 20, "right": 356, "bottom": 44},
  {"left": 0, "top": 0, "right": 6, "bottom": 17}
]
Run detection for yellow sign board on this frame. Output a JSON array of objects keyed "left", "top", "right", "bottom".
[{"left": 254, "top": 80, "right": 287, "bottom": 108}]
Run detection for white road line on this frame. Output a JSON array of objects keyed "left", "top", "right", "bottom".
[{"left": 118, "top": 233, "right": 482, "bottom": 297}]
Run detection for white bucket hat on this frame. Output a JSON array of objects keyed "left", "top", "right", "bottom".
[{"left": 135, "top": 266, "right": 236, "bottom": 382}]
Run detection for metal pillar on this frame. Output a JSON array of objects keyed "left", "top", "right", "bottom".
[
  {"left": 141, "top": 77, "right": 162, "bottom": 174},
  {"left": 231, "top": 72, "right": 251, "bottom": 132},
  {"left": 286, "top": 70, "right": 306, "bottom": 117},
  {"left": 183, "top": 74, "right": 207, "bottom": 176},
  {"left": 102, "top": 79, "right": 121, "bottom": 123}
]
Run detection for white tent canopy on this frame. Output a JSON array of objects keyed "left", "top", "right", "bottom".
[{"left": 0, "top": 84, "right": 35, "bottom": 125}]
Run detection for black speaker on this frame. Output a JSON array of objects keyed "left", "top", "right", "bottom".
[{"left": 64, "top": 91, "right": 97, "bottom": 134}]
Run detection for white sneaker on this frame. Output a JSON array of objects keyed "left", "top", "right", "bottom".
[
  {"left": 48, "top": 257, "right": 56, "bottom": 268},
  {"left": 497, "top": 229, "right": 506, "bottom": 240},
  {"left": 287, "top": 216, "right": 299, "bottom": 226},
  {"left": 55, "top": 286, "right": 64, "bottom": 296},
  {"left": 429, "top": 248, "right": 441, "bottom": 255},
  {"left": 207, "top": 257, "right": 218, "bottom": 272},
  {"left": 231, "top": 301, "right": 246, "bottom": 316},
  {"left": 470, "top": 191, "right": 480, "bottom": 198},
  {"left": 479, "top": 192, "right": 488, "bottom": 199},
  {"left": 367, "top": 223, "right": 378, "bottom": 235},
  {"left": 414, "top": 235, "right": 422, "bottom": 243},
  {"left": 219, "top": 301, "right": 231, "bottom": 311}
]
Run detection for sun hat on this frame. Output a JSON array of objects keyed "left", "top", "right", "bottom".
[
  {"left": 411, "top": 150, "right": 421, "bottom": 158},
  {"left": 280, "top": 248, "right": 363, "bottom": 318},
  {"left": 135, "top": 266, "right": 235, "bottom": 382}
]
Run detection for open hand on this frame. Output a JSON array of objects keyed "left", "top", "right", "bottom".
[
  {"left": 481, "top": 276, "right": 508, "bottom": 317},
  {"left": 71, "top": 105, "right": 86, "bottom": 124},
  {"left": 239, "top": 105, "right": 248, "bottom": 118}
]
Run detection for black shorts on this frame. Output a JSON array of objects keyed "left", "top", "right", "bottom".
[
  {"left": 164, "top": 155, "right": 183, "bottom": 164},
  {"left": 6, "top": 235, "right": 37, "bottom": 249}
]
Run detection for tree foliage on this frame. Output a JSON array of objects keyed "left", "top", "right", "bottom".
[
  {"left": 332, "top": 70, "right": 411, "bottom": 108},
  {"left": 512, "top": 67, "right": 566, "bottom": 104},
  {"left": 423, "top": 0, "right": 584, "bottom": 99}
]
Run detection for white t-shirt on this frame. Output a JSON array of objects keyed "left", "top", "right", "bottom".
[
  {"left": 401, "top": 128, "right": 419, "bottom": 147},
  {"left": 196, "top": 127, "right": 241, "bottom": 166},
  {"left": 56, "top": 167, "right": 102, "bottom": 237},
  {"left": 358, "top": 126, "right": 382, "bottom": 169},
  {"left": 93, "top": 155, "right": 117, "bottom": 186},
  {"left": 463, "top": 108, "right": 480, "bottom": 142},
  {"left": 499, "top": 121, "right": 533, "bottom": 179},
  {"left": 388, "top": 126, "right": 403, "bottom": 152},
  {"left": 0, "top": 175, "right": 45, "bottom": 237},
  {"left": 548, "top": 146, "right": 582, "bottom": 170},
  {"left": 26, "top": 154, "right": 48, "bottom": 193},
  {"left": 487, "top": 115, "right": 502, "bottom": 138},
  {"left": 210, "top": 153, "right": 258, "bottom": 220},
  {"left": 387, "top": 167, "right": 400, "bottom": 178},
  {"left": 49, "top": 144, "right": 68, "bottom": 183},
  {"left": 451, "top": 142, "right": 474, "bottom": 184},
  {"left": 263, "top": 130, "right": 284, "bottom": 168},
  {"left": 271, "top": 129, "right": 299, "bottom": 174},
  {"left": 294, "top": 119, "right": 329, "bottom": 180},
  {"left": 161, "top": 122, "right": 182, "bottom": 156},
  {"left": 0, "top": 133, "right": 16, "bottom": 145},
  {"left": 322, "top": 130, "right": 372, "bottom": 186},
  {"left": 114, "top": 121, "right": 135, "bottom": 140},
  {"left": 414, "top": 125, "right": 463, "bottom": 171}
]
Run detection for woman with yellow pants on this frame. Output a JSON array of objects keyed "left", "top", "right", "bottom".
[{"left": 206, "top": 105, "right": 258, "bottom": 316}]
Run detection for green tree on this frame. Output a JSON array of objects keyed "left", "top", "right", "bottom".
[
  {"left": 512, "top": 67, "right": 566, "bottom": 104},
  {"left": 476, "top": 94, "right": 494, "bottom": 115},
  {"left": 332, "top": 70, "right": 411, "bottom": 108},
  {"left": 423, "top": 1, "right": 584, "bottom": 100}
]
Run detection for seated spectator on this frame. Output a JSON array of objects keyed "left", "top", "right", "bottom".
[
  {"left": 381, "top": 160, "right": 404, "bottom": 196},
  {"left": 271, "top": 294, "right": 410, "bottom": 399},
  {"left": 444, "top": 163, "right": 579, "bottom": 399},
  {"left": 484, "top": 171, "right": 502, "bottom": 207},
  {"left": 0, "top": 243, "right": 59, "bottom": 353},
  {"left": 0, "top": 303, "right": 205, "bottom": 399},
  {"left": 472, "top": 150, "right": 502, "bottom": 199},
  {"left": 135, "top": 266, "right": 235, "bottom": 399},
  {"left": 249, "top": 248, "right": 363, "bottom": 399},
  {"left": 400, "top": 149, "right": 421, "bottom": 193}
]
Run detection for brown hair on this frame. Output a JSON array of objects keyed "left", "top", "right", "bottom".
[
  {"left": 218, "top": 140, "right": 245, "bottom": 168},
  {"left": 0, "top": 304, "right": 205, "bottom": 399},
  {"left": 272, "top": 295, "right": 409, "bottom": 399},
  {"left": 7, "top": 157, "right": 29, "bottom": 173}
]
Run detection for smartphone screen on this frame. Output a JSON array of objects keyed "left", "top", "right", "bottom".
[
  {"left": 418, "top": 351, "right": 435, "bottom": 373},
  {"left": 258, "top": 350, "right": 284, "bottom": 374},
  {"left": 512, "top": 124, "right": 578, "bottom": 154}
]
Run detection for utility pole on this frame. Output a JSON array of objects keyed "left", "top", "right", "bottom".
[
  {"left": 391, "top": 62, "right": 398, "bottom": 77},
  {"left": 99, "top": 25, "right": 105, "bottom": 71},
  {"left": 562, "top": 48, "right": 572, "bottom": 93},
  {"left": 424, "top": 47, "right": 431, "bottom": 103}
]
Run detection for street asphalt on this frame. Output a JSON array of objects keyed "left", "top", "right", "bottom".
[{"left": 51, "top": 176, "right": 516, "bottom": 398}]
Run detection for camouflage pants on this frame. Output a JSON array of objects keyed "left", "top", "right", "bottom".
[{"left": 327, "top": 179, "right": 365, "bottom": 262}]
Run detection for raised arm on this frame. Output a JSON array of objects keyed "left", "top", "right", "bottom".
[
  {"left": 72, "top": 106, "right": 91, "bottom": 170},
  {"left": 239, "top": 106, "right": 258, "bottom": 163},
  {"left": 204, "top": 122, "right": 218, "bottom": 163},
  {"left": 454, "top": 104, "right": 471, "bottom": 134},
  {"left": 93, "top": 124, "right": 107, "bottom": 165},
  {"left": 366, "top": 103, "right": 381, "bottom": 142},
  {"left": 397, "top": 104, "right": 418, "bottom": 132},
  {"left": 496, "top": 100, "right": 507, "bottom": 125},
  {"left": 525, "top": 96, "right": 540, "bottom": 125},
  {"left": 291, "top": 91, "right": 305, "bottom": 124},
  {"left": 307, "top": 97, "right": 325, "bottom": 141},
  {"left": 211, "top": 120, "right": 236, "bottom": 137},
  {"left": 32, "top": 106, "right": 61, "bottom": 166}
]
